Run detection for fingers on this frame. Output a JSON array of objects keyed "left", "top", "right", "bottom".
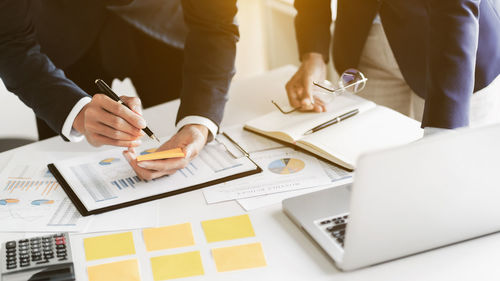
[
  {"left": 95, "top": 94, "right": 147, "bottom": 129},
  {"left": 285, "top": 76, "right": 303, "bottom": 109},
  {"left": 123, "top": 125, "right": 207, "bottom": 181},
  {"left": 299, "top": 75, "right": 315, "bottom": 111},
  {"left": 285, "top": 71, "right": 318, "bottom": 112},
  {"left": 95, "top": 109, "right": 143, "bottom": 137},
  {"left": 89, "top": 133, "right": 142, "bottom": 148},
  {"left": 82, "top": 94, "right": 145, "bottom": 147},
  {"left": 124, "top": 151, "right": 189, "bottom": 181},
  {"left": 311, "top": 96, "right": 326, "bottom": 113},
  {"left": 86, "top": 115, "right": 142, "bottom": 140},
  {"left": 120, "top": 96, "right": 143, "bottom": 115},
  {"left": 285, "top": 52, "right": 327, "bottom": 113}
]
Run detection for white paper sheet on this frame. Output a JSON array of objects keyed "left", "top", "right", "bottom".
[
  {"left": 223, "top": 124, "right": 284, "bottom": 153},
  {"left": 203, "top": 148, "right": 339, "bottom": 203},
  {"left": 84, "top": 202, "right": 159, "bottom": 233},
  {"left": 0, "top": 155, "right": 92, "bottom": 232},
  {"left": 237, "top": 178, "right": 353, "bottom": 211}
]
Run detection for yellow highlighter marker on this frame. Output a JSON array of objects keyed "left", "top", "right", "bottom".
[{"left": 136, "top": 148, "right": 185, "bottom": 162}]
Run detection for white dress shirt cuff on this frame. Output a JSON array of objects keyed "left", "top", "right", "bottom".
[
  {"left": 62, "top": 97, "right": 92, "bottom": 142},
  {"left": 176, "top": 116, "right": 219, "bottom": 142}
]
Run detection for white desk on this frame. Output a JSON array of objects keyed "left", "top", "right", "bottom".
[{"left": 2, "top": 65, "right": 500, "bottom": 281}]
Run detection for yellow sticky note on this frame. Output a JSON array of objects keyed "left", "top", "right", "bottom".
[
  {"left": 87, "top": 259, "right": 140, "bottom": 281},
  {"left": 201, "top": 214, "right": 255, "bottom": 243},
  {"left": 84, "top": 232, "right": 135, "bottom": 261},
  {"left": 212, "top": 242, "right": 267, "bottom": 272},
  {"left": 143, "top": 223, "right": 195, "bottom": 252},
  {"left": 137, "top": 148, "right": 185, "bottom": 161},
  {"left": 150, "top": 251, "right": 204, "bottom": 281}
]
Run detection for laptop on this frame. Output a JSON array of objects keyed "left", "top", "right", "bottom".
[{"left": 283, "top": 124, "right": 500, "bottom": 271}]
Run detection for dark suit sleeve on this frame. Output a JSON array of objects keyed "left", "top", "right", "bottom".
[
  {"left": 422, "top": 0, "right": 480, "bottom": 128},
  {"left": 0, "top": 0, "right": 90, "bottom": 138},
  {"left": 294, "top": 0, "right": 332, "bottom": 62},
  {"left": 177, "top": 0, "right": 239, "bottom": 128}
]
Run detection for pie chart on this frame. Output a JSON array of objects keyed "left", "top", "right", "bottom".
[
  {"left": 0, "top": 199, "right": 20, "bottom": 205},
  {"left": 268, "top": 158, "right": 305, "bottom": 175},
  {"left": 99, "top": 158, "right": 120, "bottom": 166}
]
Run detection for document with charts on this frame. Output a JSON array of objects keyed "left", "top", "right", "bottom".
[
  {"left": 203, "top": 147, "right": 351, "bottom": 204},
  {"left": 49, "top": 135, "right": 260, "bottom": 216},
  {"left": 0, "top": 159, "right": 91, "bottom": 232}
]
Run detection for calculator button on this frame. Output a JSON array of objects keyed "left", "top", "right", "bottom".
[
  {"left": 6, "top": 251, "right": 16, "bottom": 258},
  {"left": 55, "top": 238, "right": 66, "bottom": 245},
  {"left": 7, "top": 264, "right": 17, "bottom": 270},
  {"left": 5, "top": 241, "right": 16, "bottom": 249}
]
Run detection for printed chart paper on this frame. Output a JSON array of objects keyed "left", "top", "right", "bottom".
[
  {"left": 0, "top": 159, "right": 91, "bottom": 232},
  {"left": 237, "top": 161, "right": 353, "bottom": 211},
  {"left": 52, "top": 136, "right": 258, "bottom": 212},
  {"left": 203, "top": 148, "right": 334, "bottom": 203}
]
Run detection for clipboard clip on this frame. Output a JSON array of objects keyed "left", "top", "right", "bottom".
[{"left": 215, "top": 133, "right": 250, "bottom": 159}]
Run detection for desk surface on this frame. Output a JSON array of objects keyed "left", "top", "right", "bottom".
[{"left": 2, "top": 65, "right": 500, "bottom": 281}]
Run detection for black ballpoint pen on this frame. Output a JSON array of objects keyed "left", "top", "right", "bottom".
[
  {"left": 304, "top": 109, "right": 359, "bottom": 135},
  {"left": 95, "top": 79, "right": 161, "bottom": 143}
]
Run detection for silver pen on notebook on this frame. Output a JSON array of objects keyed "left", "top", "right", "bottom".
[{"left": 304, "top": 109, "right": 359, "bottom": 135}]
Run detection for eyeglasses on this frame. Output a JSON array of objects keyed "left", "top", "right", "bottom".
[{"left": 272, "top": 68, "right": 368, "bottom": 114}]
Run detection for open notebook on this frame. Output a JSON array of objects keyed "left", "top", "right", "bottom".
[{"left": 244, "top": 94, "right": 423, "bottom": 170}]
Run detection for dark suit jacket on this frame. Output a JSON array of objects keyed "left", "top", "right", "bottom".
[
  {"left": 0, "top": 0, "right": 239, "bottom": 136},
  {"left": 295, "top": 0, "right": 500, "bottom": 129}
]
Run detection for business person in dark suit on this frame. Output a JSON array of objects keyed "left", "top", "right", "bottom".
[
  {"left": 286, "top": 0, "right": 500, "bottom": 134},
  {"left": 0, "top": 0, "right": 238, "bottom": 179}
]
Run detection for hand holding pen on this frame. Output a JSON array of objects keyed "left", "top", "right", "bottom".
[
  {"left": 72, "top": 80, "right": 154, "bottom": 147},
  {"left": 95, "top": 79, "right": 160, "bottom": 143}
]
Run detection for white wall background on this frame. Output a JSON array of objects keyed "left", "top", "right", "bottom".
[{"left": 0, "top": 0, "right": 336, "bottom": 141}]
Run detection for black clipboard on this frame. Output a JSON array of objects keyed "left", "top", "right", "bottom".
[{"left": 48, "top": 135, "right": 261, "bottom": 217}]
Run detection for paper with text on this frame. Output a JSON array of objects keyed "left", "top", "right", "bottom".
[
  {"left": 0, "top": 155, "right": 91, "bottom": 232},
  {"left": 203, "top": 148, "right": 334, "bottom": 203}
]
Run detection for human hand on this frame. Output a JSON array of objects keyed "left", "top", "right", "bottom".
[
  {"left": 123, "top": 124, "right": 209, "bottom": 180},
  {"left": 73, "top": 94, "right": 146, "bottom": 147},
  {"left": 285, "top": 52, "right": 327, "bottom": 112}
]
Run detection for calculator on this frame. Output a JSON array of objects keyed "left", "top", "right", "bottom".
[{"left": 0, "top": 233, "right": 75, "bottom": 281}]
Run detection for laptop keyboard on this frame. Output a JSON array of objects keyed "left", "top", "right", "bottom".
[{"left": 317, "top": 214, "right": 349, "bottom": 248}]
